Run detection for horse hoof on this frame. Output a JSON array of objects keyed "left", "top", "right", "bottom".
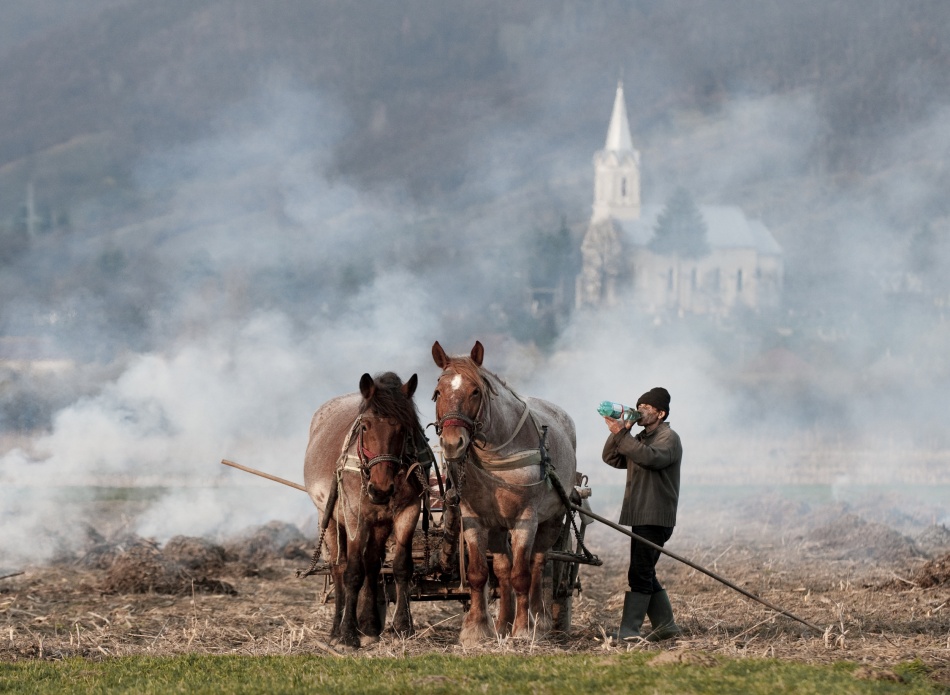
[
  {"left": 392, "top": 611, "right": 413, "bottom": 637},
  {"left": 459, "top": 633, "right": 484, "bottom": 648},
  {"left": 339, "top": 634, "right": 361, "bottom": 650},
  {"left": 360, "top": 634, "right": 381, "bottom": 646},
  {"left": 460, "top": 624, "right": 494, "bottom": 648}
]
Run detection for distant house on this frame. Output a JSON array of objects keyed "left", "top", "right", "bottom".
[{"left": 576, "top": 82, "right": 783, "bottom": 317}]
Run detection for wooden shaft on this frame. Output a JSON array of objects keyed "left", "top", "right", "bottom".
[
  {"left": 220, "top": 459, "right": 307, "bottom": 492},
  {"left": 571, "top": 503, "right": 822, "bottom": 633}
]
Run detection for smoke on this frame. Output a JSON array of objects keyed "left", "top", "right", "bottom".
[
  {"left": 0, "top": 81, "right": 450, "bottom": 564},
  {"left": 3, "top": 6, "right": 950, "bottom": 568}
]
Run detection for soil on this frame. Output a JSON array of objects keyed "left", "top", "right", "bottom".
[{"left": 1, "top": 490, "right": 949, "bottom": 688}]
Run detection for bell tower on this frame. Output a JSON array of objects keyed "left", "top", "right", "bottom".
[{"left": 592, "top": 81, "right": 641, "bottom": 222}]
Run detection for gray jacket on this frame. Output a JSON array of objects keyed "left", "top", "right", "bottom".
[{"left": 602, "top": 421, "right": 682, "bottom": 527}]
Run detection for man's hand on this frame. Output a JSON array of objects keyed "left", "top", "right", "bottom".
[{"left": 604, "top": 416, "right": 632, "bottom": 435}]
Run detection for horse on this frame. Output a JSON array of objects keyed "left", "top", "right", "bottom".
[
  {"left": 302, "top": 371, "right": 430, "bottom": 649},
  {"left": 431, "top": 340, "right": 577, "bottom": 645}
]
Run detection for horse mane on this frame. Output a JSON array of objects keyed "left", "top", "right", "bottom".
[{"left": 360, "top": 371, "right": 421, "bottom": 431}]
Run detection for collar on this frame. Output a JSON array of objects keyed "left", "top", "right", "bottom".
[{"left": 639, "top": 420, "right": 670, "bottom": 439}]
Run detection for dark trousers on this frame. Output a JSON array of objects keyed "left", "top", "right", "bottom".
[{"left": 628, "top": 525, "right": 674, "bottom": 594}]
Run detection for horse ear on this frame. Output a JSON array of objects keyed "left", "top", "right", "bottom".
[
  {"left": 403, "top": 373, "right": 418, "bottom": 399},
  {"left": 432, "top": 341, "right": 449, "bottom": 369},
  {"left": 471, "top": 340, "right": 484, "bottom": 366},
  {"left": 359, "top": 373, "right": 375, "bottom": 400}
]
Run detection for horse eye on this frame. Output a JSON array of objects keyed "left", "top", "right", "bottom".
[{"left": 432, "top": 390, "right": 440, "bottom": 402}]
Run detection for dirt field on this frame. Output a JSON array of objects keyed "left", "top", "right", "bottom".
[{"left": 2, "top": 488, "right": 949, "bottom": 687}]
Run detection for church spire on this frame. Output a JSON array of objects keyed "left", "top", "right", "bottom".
[
  {"left": 591, "top": 80, "right": 641, "bottom": 222},
  {"left": 604, "top": 80, "right": 634, "bottom": 152}
]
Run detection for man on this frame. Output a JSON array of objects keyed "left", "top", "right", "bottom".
[{"left": 601, "top": 386, "right": 683, "bottom": 642}]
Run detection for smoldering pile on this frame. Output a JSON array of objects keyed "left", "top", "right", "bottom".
[
  {"left": 803, "top": 513, "right": 925, "bottom": 562},
  {"left": 63, "top": 521, "right": 317, "bottom": 595},
  {"left": 913, "top": 523, "right": 950, "bottom": 557}
]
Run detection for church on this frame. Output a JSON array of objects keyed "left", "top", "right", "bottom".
[{"left": 575, "top": 83, "right": 783, "bottom": 318}]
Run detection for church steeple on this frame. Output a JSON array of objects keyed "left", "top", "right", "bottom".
[
  {"left": 592, "top": 80, "right": 641, "bottom": 222},
  {"left": 605, "top": 80, "right": 634, "bottom": 152}
]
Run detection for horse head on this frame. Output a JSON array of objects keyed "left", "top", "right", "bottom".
[
  {"left": 431, "top": 340, "right": 488, "bottom": 461},
  {"left": 358, "top": 371, "right": 419, "bottom": 504}
]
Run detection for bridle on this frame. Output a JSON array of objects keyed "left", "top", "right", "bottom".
[
  {"left": 432, "top": 368, "right": 488, "bottom": 440},
  {"left": 432, "top": 369, "right": 499, "bottom": 464},
  {"left": 432, "top": 368, "right": 534, "bottom": 462},
  {"left": 433, "top": 410, "right": 482, "bottom": 438},
  {"left": 355, "top": 414, "right": 408, "bottom": 479}
]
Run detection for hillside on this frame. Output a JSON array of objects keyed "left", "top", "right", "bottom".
[
  {"left": 2, "top": 1, "right": 950, "bottom": 442},
  {"left": 2, "top": 1, "right": 950, "bottom": 216}
]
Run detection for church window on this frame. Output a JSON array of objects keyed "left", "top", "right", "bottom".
[
  {"left": 621, "top": 177, "right": 627, "bottom": 197},
  {"left": 691, "top": 268, "right": 697, "bottom": 291},
  {"left": 667, "top": 268, "right": 674, "bottom": 291},
  {"left": 737, "top": 269, "right": 743, "bottom": 293}
]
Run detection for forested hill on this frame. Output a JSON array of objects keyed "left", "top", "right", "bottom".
[
  {"left": 2, "top": 0, "right": 950, "bottom": 447},
  {"left": 2, "top": 0, "right": 950, "bottom": 212}
]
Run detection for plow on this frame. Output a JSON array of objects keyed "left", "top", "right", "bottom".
[{"left": 221, "top": 457, "right": 820, "bottom": 635}]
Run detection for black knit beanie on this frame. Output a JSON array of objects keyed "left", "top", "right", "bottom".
[{"left": 637, "top": 387, "right": 671, "bottom": 419}]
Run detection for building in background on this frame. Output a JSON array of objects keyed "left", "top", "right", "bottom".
[{"left": 576, "top": 82, "right": 783, "bottom": 318}]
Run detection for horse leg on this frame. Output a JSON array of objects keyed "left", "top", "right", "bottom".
[
  {"left": 324, "top": 526, "right": 346, "bottom": 644},
  {"left": 488, "top": 529, "right": 513, "bottom": 637},
  {"left": 508, "top": 519, "right": 539, "bottom": 640},
  {"left": 459, "top": 520, "right": 494, "bottom": 647},
  {"left": 338, "top": 528, "right": 367, "bottom": 649},
  {"left": 527, "top": 516, "right": 565, "bottom": 636},
  {"left": 356, "top": 525, "right": 387, "bottom": 645},
  {"left": 390, "top": 501, "right": 421, "bottom": 637}
]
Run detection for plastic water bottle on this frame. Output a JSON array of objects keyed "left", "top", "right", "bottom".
[{"left": 596, "top": 401, "right": 641, "bottom": 422}]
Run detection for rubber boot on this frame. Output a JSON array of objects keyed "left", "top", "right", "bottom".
[
  {"left": 615, "top": 591, "right": 651, "bottom": 642},
  {"left": 645, "top": 589, "right": 682, "bottom": 641}
]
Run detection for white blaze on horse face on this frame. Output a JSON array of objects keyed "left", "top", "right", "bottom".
[{"left": 450, "top": 374, "right": 463, "bottom": 392}]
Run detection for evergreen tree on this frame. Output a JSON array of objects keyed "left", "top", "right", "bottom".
[{"left": 650, "top": 187, "right": 709, "bottom": 259}]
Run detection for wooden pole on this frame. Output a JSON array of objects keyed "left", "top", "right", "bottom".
[
  {"left": 571, "top": 503, "right": 822, "bottom": 633},
  {"left": 220, "top": 459, "right": 307, "bottom": 492}
]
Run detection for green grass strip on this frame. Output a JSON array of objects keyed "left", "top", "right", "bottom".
[{"left": 0, "top": 653, "right": 944, "bottom": 695}]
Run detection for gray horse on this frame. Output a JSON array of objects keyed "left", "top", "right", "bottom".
[
  {"left": 303, "top": 372, "right": 428, "bottom": 649},
  {"left": 431, "top": 341, "right": 577, "bottom": 645}
]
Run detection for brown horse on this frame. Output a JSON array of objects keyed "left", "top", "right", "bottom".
[
  {"left": 431, "top": 341, "right": 577, "bottom": 645},
  {"left": 303, "top": 372, "right": 428, "bottom": 649}
]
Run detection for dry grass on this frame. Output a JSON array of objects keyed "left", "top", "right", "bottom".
[{"left": 1, "top": 491, "right": 949, "bottom": 687}]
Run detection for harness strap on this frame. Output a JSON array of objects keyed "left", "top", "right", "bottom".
[
  {"left": 340, "top": 453, "right": 362, "bottom": 473},
  {"left": 473, "top": 449, "right": 542, "bottom": 470},
  {"left": 475, "top": 394, "right": 531, "bottom": 454}
]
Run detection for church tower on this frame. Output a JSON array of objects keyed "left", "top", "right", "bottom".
[
  {"left": 592, "top": 81, "right": 641, "bottom": 222},
  {"left": 576, "top": 81, "right": 640, "bottom": 308}
]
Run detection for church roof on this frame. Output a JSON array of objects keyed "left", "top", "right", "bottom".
[
  {"left": 604, "top": 81, "right": 634, "bottom": 152},
  {"left": 618, "top": 204, "right": 782, "bottom": 255}
]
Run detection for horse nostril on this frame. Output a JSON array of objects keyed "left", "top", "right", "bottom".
[{"left": 368, "top": 483, "right": 395, "bottom": 503}]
